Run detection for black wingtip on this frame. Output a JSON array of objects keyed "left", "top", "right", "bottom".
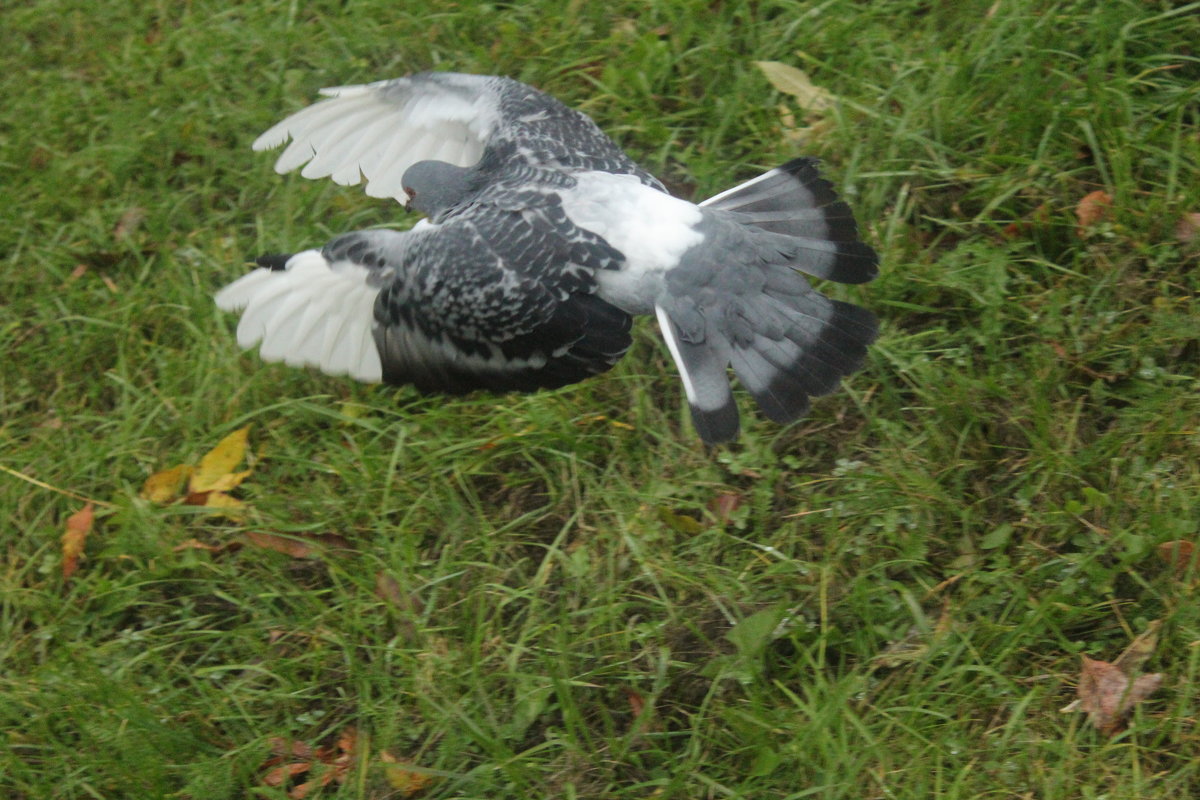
[
  {"left": 254, "top": 253, "right": 293, "bottom": 271},
  {"left": 689, "top": 401, "right": 741, "bottom": 445}
]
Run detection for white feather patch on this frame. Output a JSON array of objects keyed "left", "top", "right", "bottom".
[
  {"left": 561, "top": 172, "right": 705, "bottom": 315},
  {"left": 655, "top": 305, "right": 698, "bottom": 405},
  {"left": 215, "top": 250, "right": 383, "bottom": 382},
  {"left": 251, "top": 76, "right": 500, "bottom": 204}
]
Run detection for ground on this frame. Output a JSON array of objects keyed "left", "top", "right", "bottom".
[{"left": 2, "top": 1, "right": 1198, "bottom": 798}]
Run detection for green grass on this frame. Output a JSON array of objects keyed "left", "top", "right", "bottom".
[{"left": 3, "top": 0, "right": 1199, "bottom": 797}]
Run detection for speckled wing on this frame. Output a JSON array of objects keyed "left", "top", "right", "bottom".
[
  {"left": 253, "top": 71, "right": 661, "bottom": 203},
  {"left": 332, "top": 185, "right": 634, "bottom": 394}
]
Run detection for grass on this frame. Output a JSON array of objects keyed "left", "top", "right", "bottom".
[{"left": 2, "top": 0, "right": 1199, "bottom": 797}]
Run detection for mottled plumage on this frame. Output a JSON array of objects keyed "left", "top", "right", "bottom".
[{"left": 216, "top": 72, "right": 879, "bottom": 442}]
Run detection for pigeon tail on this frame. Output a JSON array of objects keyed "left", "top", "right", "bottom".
[
  {"left": 701, "top": 158, "right": 879, "bottom": 285},
  {"left": 648, "top": 159, "right": 879, "bottom": 442},
  {"left": 724, "top": 280, "right": 878, "bottom": 427}
]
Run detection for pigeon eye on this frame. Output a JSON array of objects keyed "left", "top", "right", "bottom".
[{"left": 404, "top": 187, "right": 416, "bottom": 198}]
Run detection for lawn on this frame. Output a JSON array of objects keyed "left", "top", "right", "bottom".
[{"left": 3, "top": 0, "right": 1199, "bottom": 798}]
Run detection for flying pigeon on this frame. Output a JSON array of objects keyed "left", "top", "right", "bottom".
[{"left": 215, "top": 72, "right": 879, "bottom": 443}]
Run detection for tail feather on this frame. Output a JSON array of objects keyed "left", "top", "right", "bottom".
[
  {"left": 655, "top": 306, "right": 740, "bottom": 444},
  {"left": 703, "top": 157, "right": 878, "bottom": 285},
  {"left": 652, "top": 159, "right": 878, "bottom": 441}
]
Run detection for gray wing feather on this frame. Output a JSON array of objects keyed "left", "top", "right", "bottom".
[{"left": 330, "top": 187, "right": 632, "bottom": 394}]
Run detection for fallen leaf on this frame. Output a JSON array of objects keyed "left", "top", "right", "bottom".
[
  {"left": 381, "top": 751, "right": 437, "bottom": 797},
  {"left": 140, "top": 463, "right": 193, "bottom": 503},
  {"left": 1062, "top": 620, "right": 1164, "bottom": 735},
  {"left": 755, "top": 61, "right": 835, "bottom": 110},
  {"left": 1075, "top": 189, "right": 1113, "bottom": 236},
  {"left": 262, "top": 762, "right": 313, "bottom": 788},
  {"left": 189, "top": 426, "right": 252, "bottom": 493},
  {"left": 1174, "top": 212, "right": 1200, "bottom": 247},
  {"left": 113, "top": 207, "right": 147, "bottom": 240},
  {"left": 624, "top": 687, "right": 646, "bottom": 717},
  {"left": 260, "top": 728, "right": 356, "bottom": 798},
  {"left": 708, "top": 492, "right": 743, "bottom": 523},
  {"left": 657, "top": 507, "right": 706, "bottom": 534},
  {"left": 1073, "top": 655, "right": 1163, "bottom": 735},
  {"left": 1157, "top": 540, "right": 1196, "bottom": 576},
  {"left": 244, "top": 531, "right": 316, "bottom": 559},
  {"left": 199, "top": 490, "right": 246, "bottom": 519},
  {"left": 269, "top": 738, "right": 316, "bottom": 759},
  {"left": 61, "top": 502, "right": 95, "bottom": 580}
]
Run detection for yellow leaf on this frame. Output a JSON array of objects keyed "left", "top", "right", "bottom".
[
  {"left": 190, "top": 426, "right": 251, "bottom": 493},
  {"left": 140, "top": 463, "right": 193, "bottom": 503},
  {"left": 62, "top": 502, "right": 95, "bottom": 580},
  {"left": 203, "top": 491, "right": 246, "bottom": 520},
  {"left": 380, "top": 751, "right": 438, "bottom": 797},
  {"left": 657, "top": 507, "right": 706, "bottom": 535},
  {"left": 754, "top": 61, "right": 835, "bottom": 111},
  {"left": 201, "top": 468, "right": 253, "bottom": 494}
]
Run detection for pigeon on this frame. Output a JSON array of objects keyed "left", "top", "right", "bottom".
[{"left": 215, "top": 72, "right": 879, "bottom": 443}]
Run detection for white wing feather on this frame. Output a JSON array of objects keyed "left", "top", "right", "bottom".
[{"left": 251, "top": 75, "right": 502, "bottom": 204}]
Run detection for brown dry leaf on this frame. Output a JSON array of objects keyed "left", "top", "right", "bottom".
[
  {"left": 140, "top": 463, "right": 193, "bottom": 503},
  {"left": 1075, "top": 189, "right": 1113, "bottom": 236},
  {"left": 260, "top": 728, "right": 356, "bottom": 798},
  {"left": 1157, "top": 540, "right": 1197, "bottom": 576},
  {"left": 624, "top": 687, "right": 646, "bottom": 717},
  {"left": 113, "top": 207, "right": 147, "bottom": 240},
  {"left": 61, "top": 502, "right": 95, "bottom": 580},
  {"left": 244, "top": 531, "right": 316, "bottom": 559},
  {"left": 1174, "top": 212, "right": 1200, "bottom": 247},
  {"left": 268, "top": 738, "right": 317, "bottom": 760},
  {"left": 708, "top": 492, "right": 743, "bottom": 523},
  {"left": 189, "top": 426, "right": 252, "bottom": 493},
  {"left": 1073, "top": 655, "right": 1163, "bottom": 735},
  {"left": 1063, "top": 620, "right": 1164, "bottom": 735},
  {"left": 262, "top": 761, "right": 313, "bottom": 788},
  {"left": 381, "top": 750, "right": 438, "bottom": 797}
]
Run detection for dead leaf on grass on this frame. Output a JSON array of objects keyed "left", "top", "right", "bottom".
[
  {"left": 142, "top": 426, "right": 253, "bottom": 519},
  {"left": 755, "top": 60, "right": 837, "bottom": 146},
  {"left": 140, "top": 463, "right": 193, "bottom": 503},
  {"left": 61, "top": 502, "right": 95, "bottom": 580},
  {"left": 1061, "top": 620, "right": 1164, "bottom": 735},
  {"left": 1174, "top": 212, "right": 1200, "bottom": 248},
  {"left": 260, "top": 727, "right": 357, "bottom": 798},
  {"left": 1157, "top": 540, "right": 1197, "bottom": 577},
  {"left": 381, "top": 750, "right": 438, "bottom": 797},
  {"left": 1075, "top": 189, "right": 1113, "bottom": 236},
  {"left": 244, "top": 531, "right": 318, "bottom": 559},
  {"left": 189, "top": 426, "right": 252, "bottom": 493}
]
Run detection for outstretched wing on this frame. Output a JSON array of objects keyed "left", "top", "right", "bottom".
[
  {"left": 218, "top": 185, "right": 635, "bottom": 395},
  {"left": 253, "top": 71, "right": 661, "bottom": 203},
  {"left": 368, "top": 186, "right": 634, "bottom": 393}
]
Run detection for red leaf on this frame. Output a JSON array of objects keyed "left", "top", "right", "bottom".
[
  {"left": 1075, "top": 190, "right": 1113, "bottom": 236},
  {"left": 244, "top": 531, "right": 316, "bottom": 559},
  {"left": 1158, "top": 540, "right": 1196, "bottom": 576},
  {"left": 61, "top": 503, "right": 95, "bottom": 580}
]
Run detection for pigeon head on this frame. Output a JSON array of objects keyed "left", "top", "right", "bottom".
[{"left": 402, "top": 160, "right": 474, "bottom": 218}]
